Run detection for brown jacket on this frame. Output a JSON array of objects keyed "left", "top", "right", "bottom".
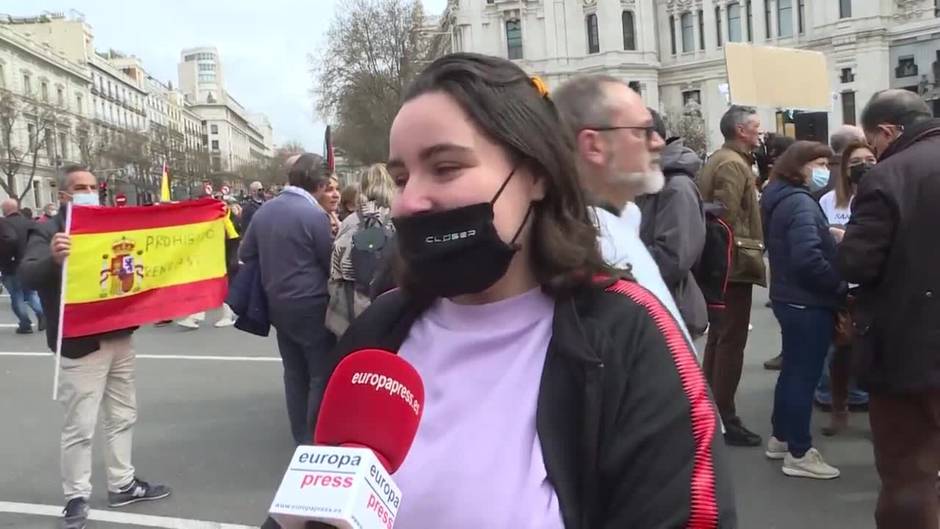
[{"left": 697, "top": 142, "right": 767, "bottom": 286}]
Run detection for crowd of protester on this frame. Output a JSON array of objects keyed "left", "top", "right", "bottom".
[{"left": 1, "top": 50, "right": 937, "bottom": 529}]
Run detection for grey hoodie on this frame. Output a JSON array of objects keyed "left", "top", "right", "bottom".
[{"left": 635, "top": 139, "right": 708, "bottom": 336}]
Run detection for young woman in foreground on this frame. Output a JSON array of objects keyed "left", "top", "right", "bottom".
[{"left": 332, "top": 53, "right": 735, "bottom": 529}]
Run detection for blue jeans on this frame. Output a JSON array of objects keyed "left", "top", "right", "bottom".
[
  {"left": 815, "top": 348, "right": 869, "bottom": 406},
  {"left": 771, "top": 302, "right": 834, "bottom": 457},
  {"left": 1, "top": 274, "right": 43, "bottom": 330}
]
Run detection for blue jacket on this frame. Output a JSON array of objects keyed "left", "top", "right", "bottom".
[
  {"left": 226, "top": 258, "right": 270, "bottom": 337},
  {"left": 761, "top": 179, "right": 845, "bottom": 309}
]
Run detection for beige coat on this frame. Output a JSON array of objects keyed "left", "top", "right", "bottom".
[{"left": 697, "top": 142, "right": 767, "bottom": 286}]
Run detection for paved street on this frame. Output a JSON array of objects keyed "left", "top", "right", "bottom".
[{"left": 0, "top": 288, "right": 881, "bottom": 529}]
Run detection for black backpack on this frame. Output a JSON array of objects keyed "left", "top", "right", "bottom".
[
  {"left": 692, "top": 203, "right": 734, "bottom": 309},
  {"left": 350, "top": 213, "right": 392, "bottom": 294},
  {"left": 0, "top": 217, "right": 19, "bottom": 271}
]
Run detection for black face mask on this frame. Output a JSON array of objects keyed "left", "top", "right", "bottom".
[
  {"left": 848, "top": 162, "right": 874, "bottom": 185},
  {"left": 392, "top": 168, "right": 532, "bottom": 300}
]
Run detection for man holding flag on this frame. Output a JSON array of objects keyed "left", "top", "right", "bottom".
[{"left": 19, "top": 164, "right": 171, "bottom": 529}]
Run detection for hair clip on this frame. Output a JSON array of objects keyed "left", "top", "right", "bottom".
[{"left": 530, "top": 76, "right": 550, "bottom": 99}]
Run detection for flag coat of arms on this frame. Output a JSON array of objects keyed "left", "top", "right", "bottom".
[{"left": 61, "top": 198, "right": 228, "bottom": 338}]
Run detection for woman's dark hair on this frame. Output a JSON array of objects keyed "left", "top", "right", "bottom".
[
  {"left": 287, "top": 153, "right": 329, "bottom": 193},
  {"left": 756, "top": 133, "right": 796, "bottom": 184},
  {"left": 837, "top": 140, "right": 873, "bottom": 209},
  {"left": 770, "top": 140, "right": 833, "bottom": 187},
  {"left": 397, "top": 52, "right": 609, "bottom": 295}
]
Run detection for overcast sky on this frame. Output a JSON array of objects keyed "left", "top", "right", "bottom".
[{"left": 3, "top": 0, "right": 449, "bottom": 153}]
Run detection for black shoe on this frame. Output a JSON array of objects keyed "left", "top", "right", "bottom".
[
  {"left": 108, "top": 477, "right": 171, "bottom": 507},
  {"left": 15, "top": 325, "right": 33, "bottom": 335},
  {"left": 154, "top": 320, "right": 173, "bottom": 327},
  {"left": 765, "top": 300, "right": 772, "bottom": 308},
  {"left": 62, "top": 497, "right": 89, "bottom": 529},
  {"left": 763, "top": 354, "right": 783, "bottom": 371},
  {"left": 723, "top": 422, "right": 763, "bottom": 447},
  {"left": 38, "top": 314, "right": 47, "bottom": 331}
]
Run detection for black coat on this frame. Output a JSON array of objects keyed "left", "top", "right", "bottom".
[
  {"left": 0, "top": 212, "right": 34, "bottom": 275},
  {"left": 837, "top": 118, "right": 940, "bottom": 394},
  {"left": 321, "top": 278, "right": 737, "bottom": 528}
]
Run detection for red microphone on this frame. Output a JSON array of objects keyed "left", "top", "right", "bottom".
[
  {"left": 269, "top": 349, "right": 425, "bottom": 529},
  {"left": 314, "top": 349, "right": 424, "bottom": 472}
]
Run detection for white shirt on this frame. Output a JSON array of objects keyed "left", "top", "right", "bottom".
[
  {"left": 591, "top": 206, "right": 697, "bottom": 356},
  {"left": 621, "top": 202, "right": 643, "bottom": 235},
  {"left": 818, "top": 190, "right": 853, "bottom": 227}
]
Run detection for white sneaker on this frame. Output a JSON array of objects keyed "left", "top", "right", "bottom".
[
  {"left": 214, "top": 317, "right": 236, "bottom": 328},
  {"left": 176, "top": 318, "right": 200, "bottom": 330},
  {"left": 192, "top": 312, "right": 207, "bottom": 323},
  {"left": 765, "top": 436, "right": 788, "bottom": 460},
  {"left": 782, "top": 448, "right": 840, "bottom": 480}
]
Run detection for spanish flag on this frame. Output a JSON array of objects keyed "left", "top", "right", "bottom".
[
  {"left": 160, "top": 161, "right": 171, "bottom": 202},
  {"left": 61, "top": 198, "right": 228, "bottom": 338}
]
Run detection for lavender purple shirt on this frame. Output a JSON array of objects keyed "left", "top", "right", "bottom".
[{"left": 394, "top": 288, "right": 564, "bottom": 529}]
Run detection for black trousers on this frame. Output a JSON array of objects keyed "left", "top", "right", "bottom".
[{"left": 272, "top": 301, "right": 336, "bottom": 445}]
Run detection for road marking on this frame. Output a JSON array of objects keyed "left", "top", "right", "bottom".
[
  {"left": 0, "top": 323, "right": 20, "bottom": 328},
  {"left": 0, "top": 351, "right": 280, "bottom": 362},
  {"left": 0, "top": 501, "right": 258, "bottom": 528}
]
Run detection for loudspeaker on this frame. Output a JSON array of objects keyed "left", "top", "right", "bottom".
[{"left": 794, "top": 112, "right": 829, "bottom": 143}]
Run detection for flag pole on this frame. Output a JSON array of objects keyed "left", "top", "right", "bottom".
[{"left": 52, "top": 202, "right": 73, "bottom": 401}]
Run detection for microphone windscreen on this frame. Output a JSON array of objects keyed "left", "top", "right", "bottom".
[{"left": 314, "top": 349, "right": 424, "bottom": 474}]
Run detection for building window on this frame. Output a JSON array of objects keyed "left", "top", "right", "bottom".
[
  {"left": 586, "top": 14, "right": 600, "bottom": 54},
  {"left": 683, "top": 90, "right": 702, "bottom": 108},
  {"left": 27, "top": 123, "right": 36, "bottom": 150},
  {"left": 935, "top": 0, "right": 939, "bottom": 17},
  {"left": 746, "top": 1, "right": 754, "bottom": 41},
  {"left": 0, "top": 63, "right": 5, "bottom": 88},
  {"left": 506, "top": 20, "right": 523, "bottom": 60},
  {"left": 669, "top": 15, "right": 677, "bottom": 55},
  {"left": 211, "top": 140, "right": 219, "bottom": 150},
  {"left": 842, "top": 91, "right": 856, "bottom": 125},
  {"left": 715, "top": 6, "right": 722, "bottom": 47},
  {"left": 698, "top": 9, "right": 705, "bottom": 50},
  {"left": 839, "top": 0, "right": 852, "bottom": 19},
  {"left": 778, "top": 0, "right": 793, "bottom": 38},
  {"left": 76, "top": 94, "right": 83, "bottom": 114},
  {"left": 840, "top": 68, "right": 855, "bottom": 83},
  {"left": 211, "top": 124, "right": 219, "bottom": 134},
  {"left": 798, "top": 0, "right": 806, "bottom": 34},
  {"left": 59, "top": 132, "right": 68, "bottom": 160},
  {"left": 896, "top": 56, "right": 918, "bottom": 78},
  {"left": 57, "top": 87, "right": 65, "bottom": 107},
  {"left": 22, "top": 74, "right": 31, "bottom": 96},
  {"left": 45, "top": 129, "right": 54, "bottom": 160},
  {"left": 765, "top": 1, "right": 773, "bottom": 39},
  {"left": 622, "top": 11, "right": 636, "bottom": 50},
  {"left": 728, "top": 2, "right": 742, "bottom": 42},
  {"left": 681, "top": 12, "right": 694, "bottom": 52}
]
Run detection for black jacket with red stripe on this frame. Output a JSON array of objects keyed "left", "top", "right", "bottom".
[{"left": 330, "top": 276, "right": 737, "bottom": 529}]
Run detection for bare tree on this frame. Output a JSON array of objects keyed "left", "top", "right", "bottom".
[
  {"left": 0, "top": 89, "right": 66, "bottom": 203},
  {"left": 664, "top": 101, "right": 708, "bottom": 158},
  {"left": 75, "top": 119, "right": 110, "bottom": 172},
  {"left": 312, "top": 0, "right": 431, "bottom": 165}
]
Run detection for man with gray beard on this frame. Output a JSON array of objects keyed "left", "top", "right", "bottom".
[{"left": 554, "top": 75, "right": 693, "bottom": 347}]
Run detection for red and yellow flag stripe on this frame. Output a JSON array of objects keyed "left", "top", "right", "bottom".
[{"left": 62, "top": 198, "right": 228, "bottom": 338}]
